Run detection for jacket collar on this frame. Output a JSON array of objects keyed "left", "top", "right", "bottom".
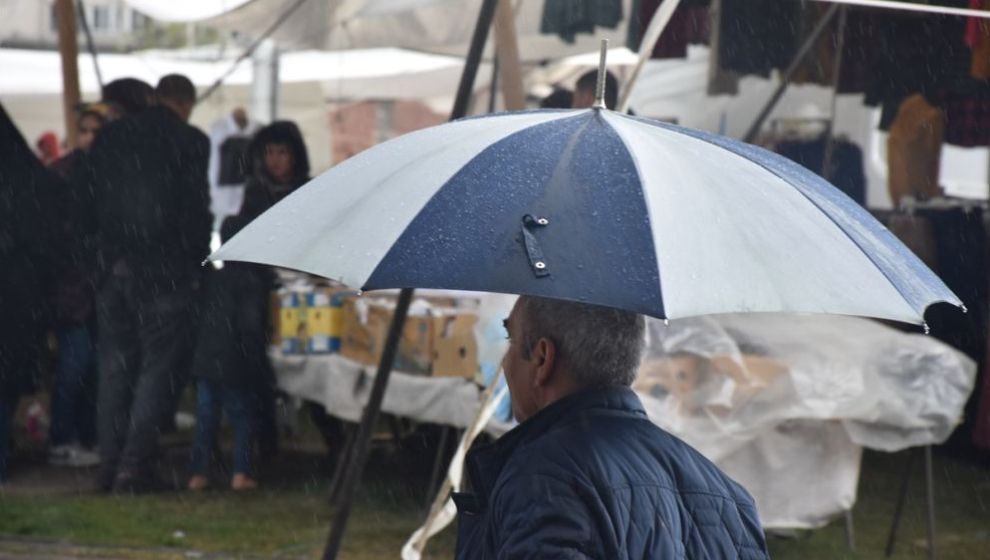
[{"left": 464, "top": 385, "right": 646, "bottom": 508}]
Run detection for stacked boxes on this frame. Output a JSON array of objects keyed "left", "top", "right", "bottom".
[
  {"left": 277, "top": 291, "right": 306, "bottom": 354},
  {"left": 306, "top": 289, "right": 357, "bottom": 353},
  {"left": 272, "top": 287, "right": 481, "bottom": 379},
  {"left": 274, "top": 286, "right": 357, "bottom": 354},
  {"left": 339, "top": 297, "right": 479, "bottom": 379}
]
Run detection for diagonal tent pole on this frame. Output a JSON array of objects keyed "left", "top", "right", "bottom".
[
  {"left": 742, "top": 3, "right": 840, "bottom": 143},
  {"left": 320, "top": 1, "right": 500, "bottom": 558}
]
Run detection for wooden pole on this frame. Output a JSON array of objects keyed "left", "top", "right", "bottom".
[
  {"left": 493, "top": 0, "right": 525, "bottom": 111},
  {"left": 55, "top": 0, "right": 81, "bottom": 149}
]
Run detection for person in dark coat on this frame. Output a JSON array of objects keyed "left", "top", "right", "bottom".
[
  {"left": 79, "top": 77, "right": 212, "bottom": 493},
  {"left": 46, "top": 103, "right": 110, "bottom": 468},
  {"left": 453, "top": 296, "right": 770, "bottom": 559},
  {"left": 0, "top": 104, "right": 62, "bottom": 482},
  {"left": 187, "top": 121, "right": 310, "bottom": 491}
]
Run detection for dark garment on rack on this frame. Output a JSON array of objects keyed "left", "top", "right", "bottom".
[
  {"left": 717, "top": 0, "right": 800, "bottom": 77},
  {"left": 627, "top": 0, "right": 710, "bottom": 59},
  {"left": 975, "top": 338, "right": 990, "bottom": 449},
  {"left": 917, "top": 208, "right": 986, "bottom": 352},
  {"left": 936, "top": 81, "right": 990, "bottom": 147},
  {"left": 541, "top": 0, "right": 623, "bottom": 44},
  {"left": 862, "top": 2, "right": 970, "bottom": 130},
  {"left": 919, "top": 207, "right": 988, "bottom": 443},
  {"left": 776, "top": 137, "right": 866, "bottom": 206}
]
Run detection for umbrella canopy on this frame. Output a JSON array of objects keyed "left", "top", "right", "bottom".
[{"left": 212, "top": 108, "right": 961, "bottom": 325}]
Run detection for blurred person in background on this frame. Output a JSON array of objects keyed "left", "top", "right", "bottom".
[
  {"left": 35, "top": 131, "right": 61, "bottom": 165},
  {"left": 0, "top": 105, "right": 62, "bottom": 483},
  {"left": 188, "top": 121, "right": 310, "bottom": 491},
  {"left": 572, "top": 69, "right": 619, "bottom": 110},
  {"left": 46, "top": 103, "right": 112, "bottom": 468},
  {"left": 79, "top": 76, "right": 211, "bottom": 493},
  {"left": 155, "top": 74, "right": 210, "bottom": 435}
]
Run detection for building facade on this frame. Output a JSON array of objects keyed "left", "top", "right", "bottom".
[{"left": 0, "top": 0, "right": 150, "bottom": 51}]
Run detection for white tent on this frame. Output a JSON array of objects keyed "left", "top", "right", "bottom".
[
  {"left": 0, "top": 46, "right": 491, "bottom": 173},
  {"left": 124, "top": 0, "right": 633, "bottom": 61}
]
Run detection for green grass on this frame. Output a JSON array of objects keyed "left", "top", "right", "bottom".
[
  {"left": 1, "top": 448, "right": 987, "bottom": 559},
  {"left": 766, "top": 450, "right": 990, "bottom": 559}
]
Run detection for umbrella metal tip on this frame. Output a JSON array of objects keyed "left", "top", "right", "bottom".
[{"left": 594, "top": 39, "right": 609, "bottom": 109}]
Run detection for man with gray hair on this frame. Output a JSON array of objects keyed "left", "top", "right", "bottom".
[{"left": 453, "top": 296, "right": 769, "bottom": 559}]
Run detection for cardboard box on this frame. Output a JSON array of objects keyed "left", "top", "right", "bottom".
[
  {"left": 431, "top": 313, "right": 479, "bottom": 378},
  {"left": 634, "top": 353, "right": 786, "bottom": 409},
  {"left": 278, "top": 292, "right": 306, "bottom": 354},
  {"left": 306, "top": 289, "right": 358, "bottom": 353},
  {"left": 339, "top": 297, "right": 479, "bottom": 378}
]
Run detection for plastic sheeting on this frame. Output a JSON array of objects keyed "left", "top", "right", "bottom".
[{"left": 635, "top": 313, "right": 975, "bottom": 527}]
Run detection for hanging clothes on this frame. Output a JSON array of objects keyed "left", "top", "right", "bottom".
[
  {"left": 862, "top": 1, "right": 971, "bottom": 130},
  {"left": 540, "top": 0, "right": 623, "bottom": 44},
  {"left": 974, "top": 336, "right": 990, "bottom": 449},
  {"left": 627, "top": 0, "right": 710, "bottom": 59},
  {"left": 887, "top": 94, "right": 945, "bottom": 205},
  {"left": 968, "top": 1, "right": 990, "bottom": 79},
  {"left": 936, "top": 81, "right": 990, "bottom": 147},
  {"left": 717, "top": 0, "right": 800, "bottom": 77}
]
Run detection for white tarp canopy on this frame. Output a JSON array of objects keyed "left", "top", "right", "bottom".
[
  {"left": 0, "top": 47, "right": 481, "bottom": 101},
  {"left": 123, "top": 0, "right": 254, "bottom": 22},
  {"left": 125, "top": 0, "right": 633, "bottom": 62}
]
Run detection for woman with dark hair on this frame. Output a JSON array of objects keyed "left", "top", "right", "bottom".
[{"left": 188, "top": 121, "right": 310, "bottom": 491}]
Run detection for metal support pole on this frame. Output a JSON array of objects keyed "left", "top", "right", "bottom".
[
  {"left": 55, "top": 0, "right": 81, "bottom": 148},
  {"left": 76, "top": 0, "right": 103, "bottom": 90},
  {"left": 924, "top": 445, "right": 937, "bottom": 560},
  {"left": 451, "top": 0, "right": 500, "bottom": 120},
  {"left": 742, "top": 3, "right": 840, "bottom": 143},
  {"left": 885, "top": 450, "right": 916, "bottom": 557},
  {"left": 822, "top": 5, "right": 848, "bottom": 181},
  {"left": 321, "top": 289, "right": 414, "bottom": 559},
  {"left": 320, "top": 2, "right": 498, "bottom": 558},
  {"left": 844, "top": 509, "right": 855, "bottom": 551},
  {"left": 327, "top": 421, "right": 358, "bottom": 509}
]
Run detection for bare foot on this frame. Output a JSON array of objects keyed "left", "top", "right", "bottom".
[
  {"left": 231, "top": 473, "right": 258, "bottom": 491},
  {"left": 187, "top": 475, "right": 209, "bottom": 491}
]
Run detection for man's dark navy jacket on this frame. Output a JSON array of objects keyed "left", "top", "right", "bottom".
[{"left": 453, "top": 385, "right": 769, "bottom": 559}]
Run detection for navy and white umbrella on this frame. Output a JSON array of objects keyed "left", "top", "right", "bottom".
[{"left": 212, "top": 108, "right": 961, "bottom": 325}]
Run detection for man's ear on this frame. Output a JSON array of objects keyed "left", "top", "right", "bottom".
[{"left": 532, "top": 337, "right": 557, "bottom": 388}]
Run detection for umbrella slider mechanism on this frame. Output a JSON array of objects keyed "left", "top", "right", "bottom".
[{"left": 521, "top": 214, "right": 551, "bottom": 278}]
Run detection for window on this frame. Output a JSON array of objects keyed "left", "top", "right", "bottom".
[
  {"left": 49, "top": 2, "right": 57, "bottom": 31},
  {"left": 131, "top": 10, "right": 148, "bottom": 31},
  {"left": 91, "top": 5, "right": 110, "bottom": 31}
]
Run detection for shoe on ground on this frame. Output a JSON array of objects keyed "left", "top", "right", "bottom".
[
  {"left": 49, "top": 444, "right": 101, "bottom": 468},
  {"left": 231, "top": 473, "right": 258, "bottom": 491},
  {"left": 187, "top": 474, "right": 209, "bottom": 491}
]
